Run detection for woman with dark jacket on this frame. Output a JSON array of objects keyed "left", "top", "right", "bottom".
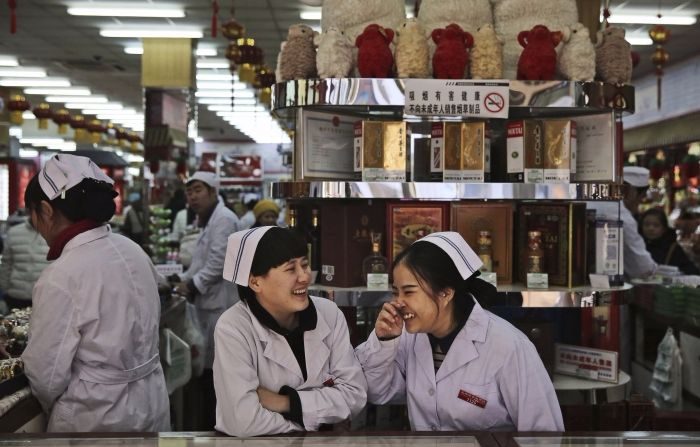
[{"left": 640, "top": 207, "right": 699, "bottom": 275}]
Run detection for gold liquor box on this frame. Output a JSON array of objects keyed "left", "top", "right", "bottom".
[
  {"left": 543, "top": 120, "right": 576, "bottom": 184},
  {"left": 507, "top": 120, "right": 544, "bottom": 183},
  {"left": 433, "top": 122, "right": 490, "bottom": 182},
  {"left": 354, "top": 121, "right": 407, "bottom": 182}
]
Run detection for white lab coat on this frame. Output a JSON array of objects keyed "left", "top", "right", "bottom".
[
  {"left": 22, "top": 225, "right": 170, "bottom": 432},
  {"left": 213, "top": 296, "right": 368, "bottom": 437},
  {"left": 355, "top": 300, "right": 564, "bottom": 432},
  {"left": 587, "top": 201, "right": 657, "bottom": 278},
  {"left": 239, "top": 210, "right": 256, "bottom": 229},
  {"left": 181, "top": 200, "right": 241, "bottom": 367}
]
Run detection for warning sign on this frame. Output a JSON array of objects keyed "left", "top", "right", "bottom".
[
  {"left": 404, "top": 79, "right": 510, "bottom": 119},
  {"left": 484, "top": 92, "right": 505, "bottom": 113}
]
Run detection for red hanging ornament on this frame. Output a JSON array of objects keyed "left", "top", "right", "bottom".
[
  {"left": 649, "top": 19, "right": 670, "bottom": 109},
  {"left": 7, "top": 94, "right": 30, "bottom": 124},
  {"left": 32, "top": 103, "right": 53, "bottom": 129},
  {"left": 8, "top": 0, "right": 17, "bottom": 34},
  {"left": 52, "top": 109, "right": 72, "bottom": 134},
  {"left": 649, "top": 158, "right": 665, "bottom": 181},
  {"left": 211, "top": 0, "right": 219, "bottom": 38}
]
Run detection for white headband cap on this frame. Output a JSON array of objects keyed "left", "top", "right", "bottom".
[
  {"left": 187, "top": 171, "right": 219, "bottom": 190},
  {"left": 623, "top": 166, "right": 650, "bottom": 188},
  {"left": 223, "top": 226, "right": 275, "bottom": 286},
  {"left": 39, "top": 154, "right": 114, "bottom": 200},
  {"left": 415, "top": 231, "right": 483, "bottom": 279}
]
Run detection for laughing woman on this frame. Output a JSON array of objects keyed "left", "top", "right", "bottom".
[
  {"left": 213, "top": 227, "right": 367, "bottom": 436},
  {"left": 355, "top": 232, "right": 563, "bottom": 432}
]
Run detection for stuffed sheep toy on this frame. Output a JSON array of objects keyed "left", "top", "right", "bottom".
[
  {"left": 279, "top": 24, "right": 318, "bottom": 81},
  {"left": 356, "top": 24, "right": 395, "bottom": 78},
  {"left": 432, "top": 24, "right": 474, "bottom": 79},
  {"left": 471, "top": 23, "right": 503, "bottom": 79},
  {"left": 418, "top": 0, "right": 493, "bottom": 48},
  {"left": 395, "top": 18, "right": 430, "bottom": 78},
  {"left": 315, "top": 27, "right": 354, "bottom": 78},
  {"left": 516, "top": 24, "right": 562, "bottom": 80},
  {"left": 595, "top": 26, "right": 633, "bottom": 84},
  {"left": 275, "top": 41, "right": 286, "bottom": 82},
  {"left": 300, "top": 0, "right": 404, "bottom": 44},
  {"left": 491, "top": 0, "right": 578, "bottom": 78},
  {"left": 557, "top": 22, "right": 595, "bottom": 81}
]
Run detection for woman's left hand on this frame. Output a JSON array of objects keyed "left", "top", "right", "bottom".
[{"left": 257, "top": 386, "right": 290, "bottom": 413}]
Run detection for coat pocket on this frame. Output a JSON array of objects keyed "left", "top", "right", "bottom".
[{"left": 456, "top": 381, "right": 504, "bottom": 429}]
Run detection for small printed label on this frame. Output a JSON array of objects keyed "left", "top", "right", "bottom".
[
  {"left": 362, "top": 168, "right": 406, "bottom": 182},
  {"left": 366, "top": 273, "right": 389, "bottom": 290},
  {"left": 457, "top": 390, "right": 487, "bottom": 408},
  {"left": 525, "top": 168, "right": 544, "bottom": 183},
  {"left": 480, "top": 272, "right": 498, "bottom": 287},
  {"left": 155, "top": 264, "right": 183, "bottom": 277},
  {"left": 589, "top": 274, "right": 611, "bottom": 289},
  {"left": 544, "top": 169, "right": 570, "bottom": 183},
  {"left": 444, "top": 170, "right": 485, "bottom": 183},
  {"left": 527, "top": 273, "right": 549, "bottom": 289}
]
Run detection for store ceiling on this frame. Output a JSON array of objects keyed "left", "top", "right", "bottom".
[{"left": 1, "top": 0, "right": 699, "bottom": 144}]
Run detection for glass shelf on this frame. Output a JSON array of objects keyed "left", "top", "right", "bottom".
[
  {"left": 271, "top": 181, "right": 623, "bottom": 201},
  {"left": 272, "top": 79, "right": 635, "bottom": 118}
]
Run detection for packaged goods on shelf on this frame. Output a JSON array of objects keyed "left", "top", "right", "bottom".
[
  {"left": 543, "top": 120, "right": 576, "bottom": 184},
  {"left": 507, "top": 119, "right": 543, "bottom": 183},
  {"left": 353, "top": 121, "right": 407, "bottom": 182},
  {"left": 431, "top": 121, "right": 491, "bottom": 183}
]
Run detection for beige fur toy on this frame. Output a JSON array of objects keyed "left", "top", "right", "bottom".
[
  {"left": 395, "top": 18, "right": 430, "bottom": 78},
  {"left": 471, "top": 23, "right": 503, "bottom": 79},
  {"left": 418, "top": 0, "right": 493, "bottom": 39},
  {"left": 315, "top": 27, "right": 354, "bottom": 78},
  {"left": 557, "top": 23, "right": 595, "bottom": 81},
  {"left": 595, "top": 26, "right": 632, "bottom": 84},
  {"left": 279, "top": 24, "right": 318, "bottom": 81}
]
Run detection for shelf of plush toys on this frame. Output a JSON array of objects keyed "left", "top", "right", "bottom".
[{"left": 0, "top": 308, "right": 30, "bottom": 399}]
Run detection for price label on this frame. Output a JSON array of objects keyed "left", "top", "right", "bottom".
[
  {"left": 366, "top": 273, "right": 389, "bottom": 290},
  {"left": 404, "top": 80, "right": 510, "bottom": 119},
  {"left": 527, "top": 273, "right": 549, "bottom": 289},
  {"left": 155, "top": 264, "right": 183, "bottom": 277}
]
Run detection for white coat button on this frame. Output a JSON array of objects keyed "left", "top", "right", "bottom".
[
  {"left": 428, "top": 388, "right": 435, "bottom": 396},
  {"left": 431, "top": 425, "right": 438, "bottom": 431}
]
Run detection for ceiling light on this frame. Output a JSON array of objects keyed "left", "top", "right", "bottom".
[
  {"left": 24, "top": 87, "right": 91, "bottom": 96},
  {"left": 207, "top": 104, "right": 265, "bottom": 112},
  {"left": 196, "top": 73, "right": 235, "bottom": 81},
  {"left": 603, "top": 14, "right": 697, "bottom": 25},
  {"left": 0, "top": 67, "right": 47, "bottom": 77},
  {"left": 0, "top": 78, "right": 70, "bottom": 87},
  {"left": 197, "top": 60, "right": 229, "bottom": 69},
  {"left": 125, "top": 46, "right": 217, "bottom": 56},
  {"left": 67, "top": 4, "right": 185, "bottom": 18},
  {"left": 102, "top": 28, "right": 203, "bottom": 38},
  {"left": 84, "top": 109, "right": 137, "bottom": 116},
  {"left": 627, "top": 36, "right": 653, "bottom": 46},
  {"left": 197, "top": 98, "right": 238, "bottom": 105},
  {"left": 0, "top": 55, "right": 18, "bottom": 66},
  {"left": 19, "top": 149, "right": 39, "bottom": 158},
  {"left": 300, "top": 10, "right": 322, "bottom": 20},
  {"left": 46, "top": 95, "right": 108, "bottom": 103},
  {"left": 65, "top": 103, "right": 123, "bottom": 110},
  {"left": 22, "top": 111, "right": 35, "bottom": 119},
  {"left": 195, "top": 90, "right": 256, "bottom": 99},
  {"left": 20, "top": 138, "right": 66, "bottom": 146}
]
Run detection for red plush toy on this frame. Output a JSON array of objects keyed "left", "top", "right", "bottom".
[
  {"left": 432, "top": 24, "right": 474, "bottom": 79},
  {"left": 355, "top": 24, "right": 395, "bottom": 78},
  {"left": 516, "top": 24, "right": 563, "bottom": 80}
]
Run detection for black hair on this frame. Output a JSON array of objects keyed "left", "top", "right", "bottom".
[
  {"left": 640, "top": 207, "right": 670, "bottom": 231},
  {"left": 237, "top": 227, "right": 308, "bottom": 302},
  {"left": 24, "top": 174, "right": 118, "bottom": 224},
  {"left": 393, "top": 240, "right": 496, "bottom": 316}
]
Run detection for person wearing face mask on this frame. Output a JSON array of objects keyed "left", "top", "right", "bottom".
[
  {"left": 20, "top": 154, "right": 169, "bottom": 432},
  {"left": 213, "top": 226, "right": 367, "bottom": 436},
  {"left": 355, "top": 231, "right": 563, "bottom": 432}
]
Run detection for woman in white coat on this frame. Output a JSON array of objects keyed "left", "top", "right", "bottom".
[
  {"left": 355, "top": 232, "right": 564, "bottom": 432},
  {"left": 21, "top": 154, "right": 170, "bottom": 432},
  {"left": 213, "top": 226, "right": 367, "bottom": 436}
]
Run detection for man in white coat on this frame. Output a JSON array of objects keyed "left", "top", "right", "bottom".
[{"left": 172, "top": 171, "right": 240, "bottom": 429}]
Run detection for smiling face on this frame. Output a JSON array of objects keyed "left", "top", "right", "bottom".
[
  {"left": 391, "top": 261, "right": 455, "bottom": 336},
  {"left": 250, "top": 256, "right": 311, "bottom": 328},
  {"left": 642, "top": 214, "right": 666, "bottom": 241}
]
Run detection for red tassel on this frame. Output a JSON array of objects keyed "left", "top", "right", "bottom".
[
  {"left": 211, "top": 0, "right": 219, "bottom": 38},
  {"left": 9, "top": 0, "right": 17, "bottom": 34}
]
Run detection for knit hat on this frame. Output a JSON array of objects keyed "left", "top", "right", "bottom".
[{"left": 253, "top": 199, "right": 280, "bottom": 220}]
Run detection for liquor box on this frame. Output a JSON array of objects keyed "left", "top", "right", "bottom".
[
  {"left": 319, "top": 200, "right": 386, "bottom": 287},
  {"left": 507, "top": 119, "right": 543, "bottom": 183},
  {"left": 410, "top": 136, "right": 433, "bottom": 182},
  {"left": 516, "top": 203, "right": 588, "bottom": 287},
  {"left": 354, "top": 121, "right": 407, "bottom": 182},
  {"left": 432, "top": 122, "right": 490, "bottom": 182},
  {"left": 450, "top": 203, "right": 513, "bottom": 284},
  {"left": 386, "top": 202, "right": 450, "bottom": 262},
  {"left": 543, "top": 119, "right": 576, "bottom": 184}
]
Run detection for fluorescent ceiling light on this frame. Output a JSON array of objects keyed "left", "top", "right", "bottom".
[
  {"left": 0, "top": 55, "right": 18, "bottom": 66},
  {"left": 46, "top": 95, "right": 108, "bottom": 103},
  {"left": 202, "top": 98, "right": 257, "bottom": 106},
  {"left": 0, "top": 67, "right": 47, "bottom": 77},
  {"left": 197, "top": 60, "right": 229, "bottom": 69},
  {"left": 84, "top": 108, "right": 137, "bottom": 116},
  {"left": 195, "top": 90, "right": 255, "bottom": 99},
  {"left": 627, "top": 36, "right": 653, "bottom": 46},
  {"left": 194, "top": 137, "right": 204, "bottom": 143},
  {"left": 125, "top": 46, "right": 216, "bottom": 56},
  {"left": 67, "top": 4, "right": 185, "bottom": 18},
  {"left": 102, "top": 28, "right": 203, "bottom": 38},
  {"left": 300, "top": 10, "right": 321, "bottom": 20},
  {"left": 24, "top": 87, "right": 91, "bottom": 96},
  {"left": 65, "top": 102, "right": 123, "bottom": 110},
  {"left": 0, "top": 78, "right": 70, "bottom": 87},
  {"left": 603, "top": 14, "right": 697, "bottom": 25},
  {"left": 20, "top": 138, "right": 66, "bottom": 145},
  {"left": 22, "top": 111, "right": 35, "bottom": 119},
  {"left": 96, "top": 113, "right": 142, "bottom": 120},
  {"left": 196, "top": 73, "right": 234, "bottom": 81},
  {"left": 19, "top": 149, "right": 39, "bottom": 158}
]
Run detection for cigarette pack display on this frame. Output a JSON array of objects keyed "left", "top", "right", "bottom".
[{"left": 354, "top": 121, "right": 407, "bottom": 182}]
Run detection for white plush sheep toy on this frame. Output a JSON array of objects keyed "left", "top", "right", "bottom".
[
  {"left": 275, "top": 41, "right": 286, "bottom": 82},
  {"left": 557, "top": 22, "right": 595, "bottom": 81},
  {"left": 279, "top": 24, "right": 318, "bottom": 81},
  {"left": 595, "top": 26, "right": 632, "bottom": 84},
  {"left": 395, "top": 18, "right": 430, "bottom": 78},
  {"left": 315, "top": 27, "right": 354, "bottom": 78},
  {"left": 471, "top": 23, "right": 503, "bottom": 79}
]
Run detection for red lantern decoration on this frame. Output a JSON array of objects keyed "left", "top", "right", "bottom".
[
  {"left": 255, "top": 66, "right": 276, "bottom": 107},
  {"left": 237, "top": 37, "right": 263, "bottom": 84},
  {"left": 127, "top": 133, "right": 142, "bottom": 151},
  {"left": 70, "top": 115, "right": 87, "bottom": 140},
  {"left": 649, "top": 22, "right": 670, "bottom": 109},
  {"left": 52, "top": 109, "right": 71, "bottom": 134},
  {"left": 681, "top": 154, "right": 700, "bottom": 181},
  {"left": 7, "top": 94, "right": 30, "bottom": 125},
  {"left": 211, "top": 0, "right": 219, "bottom": 38},
  {"left": 8, "top": 0, "right": 17, "bottom": 34},
  {"left": 221, "top": 4, "right": 245, "bottom": 72},
  {"left": 32, "top": 103, "right": 52, "bottom": 129},
  {"left": 648, "top": 159, "right": 665, "bottom": 181},
  {"left": 87, "top": 119, "right": 106, "bottom": 144}
]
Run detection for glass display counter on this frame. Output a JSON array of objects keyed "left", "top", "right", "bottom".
[{"left": 494, "top": 433, "right": 700, "bottom": 447}]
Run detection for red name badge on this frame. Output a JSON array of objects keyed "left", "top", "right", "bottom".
[
  {"left": 458, "top": 389, "right": 487, "bottom": 408},
  {"left": 323, "top": 378, "right": 335, "bottom": 387}
]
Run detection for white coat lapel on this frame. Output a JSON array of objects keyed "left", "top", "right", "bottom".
[
  {"left": 414, "top": 333, "right": 437, "bottom": 384},
  {"left": 435, "top": 300, "right": 489, "bottom": 382},
  {"left": 245, "top": 303, "right": 305, "bottom": 381},
  {"left": 303, "top": 308, "right": 331, "bottom": 384}
]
